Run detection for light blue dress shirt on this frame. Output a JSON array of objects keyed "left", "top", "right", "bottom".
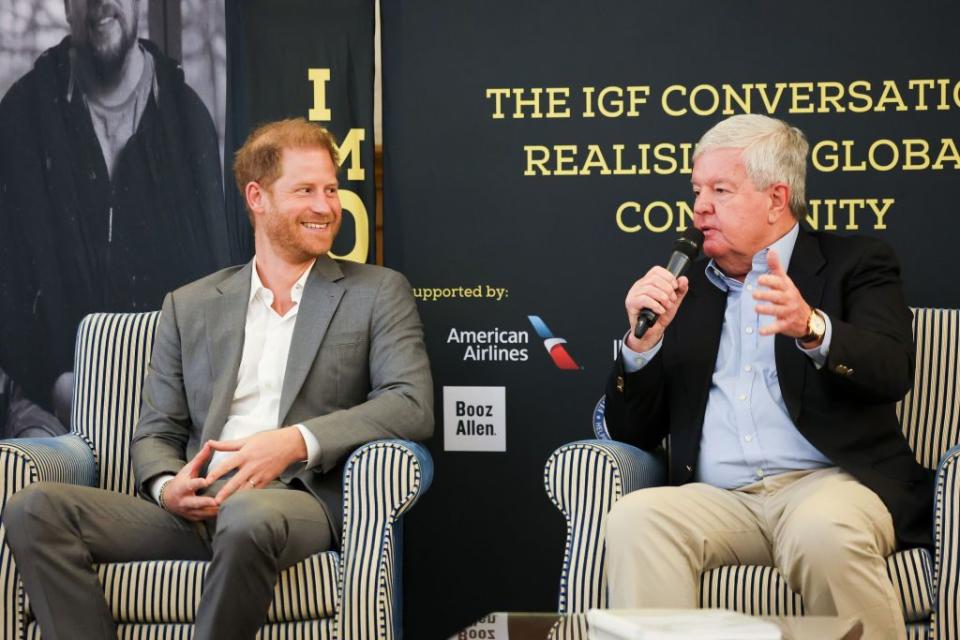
[{"left": 622, "top": 224, "right": 834, "bottom": 489}]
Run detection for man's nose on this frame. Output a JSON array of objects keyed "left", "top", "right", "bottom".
[
  {"left": 310, "top": 193, "right": 331, "bottom": 213},
  {"left": 693, "top": 192, "right": 713, "bottom": 217}
]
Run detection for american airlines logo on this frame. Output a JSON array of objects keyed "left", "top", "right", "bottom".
[{"left": 527, "top": 315, "right": 581, "bottom": 370}]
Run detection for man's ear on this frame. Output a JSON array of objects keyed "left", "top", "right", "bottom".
[
  {"left": 245, "top": 182, "right": 266, "bottom": 217},
  {"left": 767, "top": 183, "right": 791, "bottom": 223}
]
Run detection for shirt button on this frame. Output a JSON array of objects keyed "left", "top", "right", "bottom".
[
  {"left": 738, "top": 394, "right": 747, "bottom": 401},
  {"left": 746, "top": 284, "right": 753, "bottom": 291},
  {"left": 745, "top": 326, "right": 754, "bottom": 334},
  {"left": 744, "top": 434, "right": 753, "bottom": 443},
  {"left": 755, "top": 468, "right": 765, "bottom": 478},
  {"left": 744, "top": 364, "right": 752, "bottom": 372}
]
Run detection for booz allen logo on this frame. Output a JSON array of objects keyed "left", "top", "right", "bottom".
[{"left": 527, "top": 316, "right": 581, "bottom": 370}]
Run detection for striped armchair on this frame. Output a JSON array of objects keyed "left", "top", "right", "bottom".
[
  {"left": 0, "top": 312, "right": 433, "bottom": 640},
  {"left": 544, "top": 307, "right": 960, "bottom": 640}
]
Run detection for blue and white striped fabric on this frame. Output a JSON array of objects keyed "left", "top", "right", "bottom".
[
  {"left": 337, "top": 440, "right": 433, "bottom": 640},
  {"left": 22, "top": 620, "right": 337, "bottom": 640},
  {"left": 545, "top": 440, "right": 665, "bottom": 613},
  {"left": 547, "top": 308, "right": 960, "bottom": 640},
  {"left": 0, "top": 312, "right": 433, "bottom": 640}
]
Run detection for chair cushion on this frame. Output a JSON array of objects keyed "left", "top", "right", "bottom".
[
  {"left": 700, "top": 548, "right": 933, "bottom": 623},
  {"left": 24, "top": 551, "right": 340, "bottom": 624}
]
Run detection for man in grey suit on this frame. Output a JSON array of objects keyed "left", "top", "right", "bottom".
[{"left": 4, "top": 118, "right": 433, "bottom": 640}]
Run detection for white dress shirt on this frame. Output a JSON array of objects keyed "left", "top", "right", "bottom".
[{"left": 150, "top": 259, "right": 321, "bottom": 503}]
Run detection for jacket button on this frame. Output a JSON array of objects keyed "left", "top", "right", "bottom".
[
  {"left": 616, "top": 376, "right": 624, "bottom": 393},
  {"left": 685, "top": 464, "right": 693, "bottom": 472}
]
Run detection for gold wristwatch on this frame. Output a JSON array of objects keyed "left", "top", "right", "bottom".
[{"left": 800, "top": 308, "right": 826, "bottom": 344}]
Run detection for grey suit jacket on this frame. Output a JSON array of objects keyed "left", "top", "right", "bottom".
[{"left": 131, "top": 255, "right": 434, "bottom": 538}]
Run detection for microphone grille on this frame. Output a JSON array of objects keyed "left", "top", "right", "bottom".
[{"left": 673, "top": 228, "right": 704, "bottom": 258}]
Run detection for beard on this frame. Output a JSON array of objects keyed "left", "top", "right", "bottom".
[
  {"left": 76, "top": 4, "right": 139, "bottom": 84},
  {"left": 262, "top": 208, "right": 341, "bottom": 263}
]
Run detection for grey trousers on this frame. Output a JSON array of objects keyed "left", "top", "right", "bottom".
[{"left": 4, "top": 480, "right": 333, "bottom": 640}]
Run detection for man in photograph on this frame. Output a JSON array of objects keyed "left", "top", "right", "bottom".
[{"left": 0, "top": 0, "right": 231, "bottom": 431}]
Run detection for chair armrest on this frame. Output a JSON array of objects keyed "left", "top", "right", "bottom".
[
  {"left": 336, "top": 439, "right": 433, "bottom": 640},
  {"left": 0, "top": 434, "right": 97, "bottom": 640},
  {"left": 0, "top": 434, "right": 98, "bottom": 496},
  {"left": 933, "top": 443, "right": 960, "bottom": 640},
  {"left": 544, "top": 439, "right": 666, "bottom": 613}
]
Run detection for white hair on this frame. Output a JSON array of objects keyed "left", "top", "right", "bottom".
[{"left": 694, "top": 114, "right": 809, "bottom": 219}]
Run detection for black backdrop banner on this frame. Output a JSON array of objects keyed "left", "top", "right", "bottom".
[
  {"left": 382, "top": 0, "right": 959, "bottom": 637},
  {"left": 225, "top": 0, "right": 376, "bottom": 263}
]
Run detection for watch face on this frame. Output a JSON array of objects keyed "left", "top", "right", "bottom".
[{"left": 811, "top": 310, "right": 826, "bottom": 336}]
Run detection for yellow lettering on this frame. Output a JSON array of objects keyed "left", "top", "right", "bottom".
[
  {"left": 546, "top": 87, "right": 571, "bottom": 118},
  {"left": 333, "top": 129, "right": 365, "bottom": 181},
  {"left": 512, "top": 87, "right": 543, "bottom": 118},
  {"left": 485, "top": 88, "right": 511, "bottom": 119},
  {"left": 653, "top": 143, "right": 678, "bottom": 175},
  {"left": 554, "top": 145, "right": 578, "bottom": 175},
  {"left": 902, "top": 139, "right": 931, "bottom": 170},
  {"left": 932, "top": 138, "right": 960, "bottom": 169},
  {"left": 847, "top": 81, "right": 872, "bottom": 113},
  {"left": 907, "top": 79, "right": 935, "bottom": 111},
  {"left": 662, "top": 85, "right": 687, "bottom": 116},
  {"left": 812, "top": 140, "right": 838, "bottom": 172},
  {"left": 875, "top": 80, "right": 909, "bottom": 112},
  {"left": 308, "top": 68, "right": 332, "bottom": 121},
  {"left": 616, "top": 201, "right": 642, "bottom": 232},
  {"left": 328, "top": 190, "right": 368, "bottom": 263},
  {"left": 790, "top": 81, "right": 815, "bottom": 114},
  {"left": 690, "top": 84, "right": 720, "bottom": 116},
  {"left": 817, "top": 81, "right": 846, "bottom": 113},
  {"left": 644, "top": 202, "right": 673, "bottom": 233},
  {"left": 866, "top": 198, "right": 893, "bottom": 229},
  {"left": 524, "top": 146, "right": 551, "bottom": 176},
  {"left": 868, "top": 139, "right": 899, "bottom": 171},
  {"left": 756, "top": 83, "right": 787, "bottom": 113},
  {"left": 722, "top": 83, "right": 751, "bottom": 115},
  {"left": 580, "top": 145, "right": 612, "bottom": 175}
]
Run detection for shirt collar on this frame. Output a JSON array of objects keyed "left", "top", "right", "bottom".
[
  {"left": 705, "top": 223, "right": 800, "bottom": 292},
  {"left": 249, "top": 257, "right": 316, "bottom": 307}
]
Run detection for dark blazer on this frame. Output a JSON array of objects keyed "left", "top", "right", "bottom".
[
  {"left": 605, "top": 229, "right": 933, "bottom": 549},
  {"left": 131, "top": 257, "right": 434, "bottom": 541}
]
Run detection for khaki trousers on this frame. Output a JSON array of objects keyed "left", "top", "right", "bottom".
[{"left": 605, "top": 467, "right": 903, "bottom": 640}]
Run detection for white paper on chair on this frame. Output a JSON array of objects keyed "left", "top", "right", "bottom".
[{"left": 586, "top": 609, "right": 782, "bottom": 640}]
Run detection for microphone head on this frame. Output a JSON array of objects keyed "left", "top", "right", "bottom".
[{"left": 673, "top": 228, "right": 704, "bottom": 259}]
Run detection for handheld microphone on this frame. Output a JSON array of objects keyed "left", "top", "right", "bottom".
[{"left": 633, "top": 228, "right": 705, "bottom": 339}]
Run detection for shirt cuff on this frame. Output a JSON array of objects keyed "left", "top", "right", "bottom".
[
  {"left": 621, "top": 331, "right": 663, "bottom": 373},
  {"left": 294, "top": 424, "right": 322, "bottom": 469},
  {"left": 796, "top": 312, "right": 833, "bottom": 369},
  {"left": 149, "top": 474, "right": 175, "bottom": 505}
]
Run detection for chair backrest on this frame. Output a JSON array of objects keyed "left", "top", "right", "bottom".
[
  {"left": 899, "top": 308, "right": 960, "bottom": 470},
  {"left": 72, "top": 312, "right": 161, "bottom": 496}
]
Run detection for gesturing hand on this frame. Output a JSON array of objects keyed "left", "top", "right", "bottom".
[
  {"left": 754, "top": 249, "right": 813, "bottom": 340},
  {"left": 204, "top": 427, "right": 308, "bottom": 504},
  {"left": 162, "top": 441, "right": 219, "bottom": 521}
]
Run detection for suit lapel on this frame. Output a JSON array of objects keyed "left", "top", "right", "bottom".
[
  {"left": 278, "top": 256, "right": 345, "bottom": 424},
  {"left": 673, "top": 266, "right": 727, "bottom": 472},
  {"left": 202, "top": 263, "right": 253, "bottom": 442},
  {"left": 776, "top": 229, "right": 826, "bottom": 423}
]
